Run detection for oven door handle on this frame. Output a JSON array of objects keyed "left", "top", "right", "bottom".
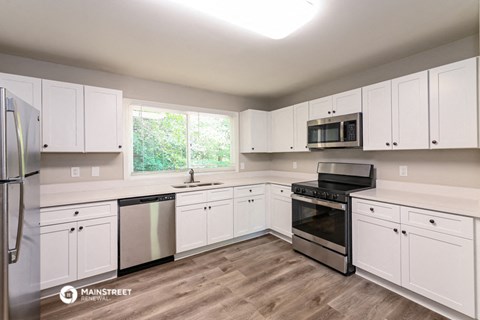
[{"left": 291, "top": 194, "right": 346, "bottom": 211}]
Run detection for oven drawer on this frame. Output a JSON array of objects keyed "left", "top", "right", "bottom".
[
  {"left": 234, "top": 184, "right": 265, "bottom": 198},
  {"left": 352, "top": 198, "right": 400, "bottom": 223},
  {"left": 401, "top": 206, "right": 473, "bottom": 239}
]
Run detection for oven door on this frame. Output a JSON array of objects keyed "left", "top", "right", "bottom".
[
  {"left": 307, "top": 113, "right": 362, "bottom": 148},
  {"left": 291, "top": 194, "right": 347, "bottom": 254}
]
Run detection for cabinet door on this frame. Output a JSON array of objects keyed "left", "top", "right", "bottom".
[
  {"left": 332, "top": 88, "right": 362, "bottom": 116},
  {"left": 84, "top": 86, "right": 123, "bottom": 152},
  {"left": 362, "top": 81, "right": 392, "bottom": 151},
  {"left": 207, "top": 200, "right": 234, "bottom": 244},
  {"left": 40, "top": 222, "right": 77, "bottom": 289},
  {"left": 429, "top": 57, "right": 478, "bottom": 149},
  {"left": 250, "top": 195, "right": 266, "bottom": 233},
  {"left": 77, "top": 217, "right": 117, "bottom": 280},
  {"left": 271, "top": 106, "right": 294, "bottom": 152},
  {"left": 391, "top": 71, "right": 429, "bottom": 150},
  {"left": 234, "top": 198, "right": 250, "bottom": 237},
  {"left": 352, "top": 214, "right": 401, "bottom": 285},
  {"left": 0, "top": 73, "right": 41, "bottom": 111},
  {"left": 309, "top": 96, "right": 332, "bottom": 119},
  {"left": 294, "top": 102, "right": 310, "bottom": 152},
  {"left": 240, "top": 110, "right": 268, "bottom": 153},
  {"left": 41, "top": 80, "right": 85, "bottom": 152},
  {"left": 401, "top": 225, "right": 475, "bottom": 317},
  {"left": 176, "top": 203, "right": 207, "bottom": 252},
  {"left": 271, "top": 194, "right": 292, "bottom": 237}
]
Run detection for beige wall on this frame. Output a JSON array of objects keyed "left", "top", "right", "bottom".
[
  {"left": 269, "top": 35, "right": 479, "bottom": 108},
  {"left": 0, "top": 52, "right": 270, "bottom": 184},
  {"left": 270, "top": 150, "right": 480, "bottom": 188}
]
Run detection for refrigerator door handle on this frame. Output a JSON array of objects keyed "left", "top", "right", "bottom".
[{"left": 6, "top": 100, "right": 26, "bottom": 264}]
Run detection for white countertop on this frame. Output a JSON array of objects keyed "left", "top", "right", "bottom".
[
  {"left": 351, "top": 181, "right": 480, "bottom": 219},
  {"left": 40, "top": 172, "right": 312, "bottom": 208}
]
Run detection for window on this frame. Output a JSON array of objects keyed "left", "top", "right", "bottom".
[{"left": 130, "top": 104, "right": 236, "bottom": 174}]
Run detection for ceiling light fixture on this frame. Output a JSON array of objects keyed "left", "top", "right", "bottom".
[{"left": 168, "top": 0, "right": 320, "bottom": 40}]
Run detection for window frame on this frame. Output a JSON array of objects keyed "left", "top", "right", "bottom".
[{"left": 123, "top": 99, "right": 239, "bottom": 180}]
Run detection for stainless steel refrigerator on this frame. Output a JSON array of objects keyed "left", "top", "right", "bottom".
[{"left": 0, "top": 88, "right": 40, "bottom": 319}]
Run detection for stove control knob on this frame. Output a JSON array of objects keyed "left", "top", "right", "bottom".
[
  {"left": 321, "top": 192, "right": 327, "bottom": 198},
  {"left": 295, "top": 187, "right": 301, "bottom": 193},
  {"left": 312, "top": 191, "right": 318, "bottom": 197},
  {"left": 326, "top": 193, "right": 333, "bottom": 199},
  {"left": 301, "top": 188, "right": 306, "bottom": 194},
  {"left": 332, "top": 194, "right": 338, "bottom": 200}
]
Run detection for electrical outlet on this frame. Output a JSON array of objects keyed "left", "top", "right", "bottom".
[
  {"left": 91, "top": 166, "right": 100, "bottom": 177},
  {"left": 293, "top": 161, "right": 297, "bottom": 169},
  {"left": 399, "top": 166, "right": 408, "bottom": 177},
  {"left": 240, "top": 162, "right": 245, "bottom": 170},
  {"left": 71, "top": 167, "right": 80, "bottom": 178}
]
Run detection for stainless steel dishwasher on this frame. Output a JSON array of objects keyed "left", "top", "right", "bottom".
[{"left": 118, "top": 193, "right": 175, "bottom": 276}]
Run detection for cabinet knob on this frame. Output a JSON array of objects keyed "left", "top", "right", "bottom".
[
  {"left": 327, "top": 111, "right": 331, "bottom": 115},
  {"left": 208, "top": 206, "right": 211, "bottom": 210},
  {"left": 118, "top": 145, "right": 122, "bottom": 149},
  {"left": 252, "top": 199, "right": 255, "bottom": 202},
  {"left": 305, "top": 146, "right": 308, "bottom": 149},
  {"left": 290, "top": 146, "right": 293, "bottom": 149},
  {"left": 251, "top": 147, "right": 254, "bottom": 150},
  {"left": 204, "top": 207, "right": 207, "bottom": 210},
  {"left": 332, "top": 110, "right": 336, "bottom": 114},
  {"left": 74, "top": 211, "right": 79, "bottom": 215},
  {"left": 43, "top": 144, "right": 48, "bottom": 148},
  {"left": 280, "top": 190, "right": 283, "bottom": 193},
  {"left": 393, "top": 142, "right": 398, "bottom": 146},
  {"left": 369, "top": 207, "right": 374, "bottom": 212},
  {"left": 248, "top": 200, "right": 251, "bottom": 203},
  {"left": 79, "top": 226, "right": 84, "bottom": 231},
  {"left": 432, "top": 140, "right": 438, "bottom": 145},
  {"left": 249, "top": 190, "right": 252, "bottom": 192},
  {"left": 401, "top": 230, "right": 407, "bottom": 235},
  {"left": 429, "top": 219, "right": 435, "bottom": 224},
  {"left": 393, "top": 228, "right": 398, "bottom": 233},
  {"left": 385, "top": 142, "right": 390, "bottom": 146},
  {"left": 70, "top": 227, "right": 75, "bottom": 232}
]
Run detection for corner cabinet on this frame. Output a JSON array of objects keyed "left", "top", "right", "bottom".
[
  {"left": 0, "top": 72, "right": 42, "bottom": 111},
  {"left": 352, "top": 198, "right": 475, "bottom": 317},
  {"left": 41, "top": 80, "right": 123, "bottom": 153},
  {"left": 239, "top": 109, "right": 269, "bottom": 153},
  {"left": 40, "top": 201, "right": 118, "bottom": 290},
  {"left": 429, "top": 57, "right": 478, "bottom": 149}
]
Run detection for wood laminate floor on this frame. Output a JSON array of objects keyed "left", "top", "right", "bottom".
[{"left": 41, "top": 235, "right": 448, "bottom": 320}]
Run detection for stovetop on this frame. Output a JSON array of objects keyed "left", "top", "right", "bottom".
[{"left": 291, "top": 180, "right": 371, "bottom": 203}]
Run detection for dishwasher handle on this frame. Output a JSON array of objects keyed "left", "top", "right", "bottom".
[{"left": 118, "top": 194, "right": 176, "bottom": 207}]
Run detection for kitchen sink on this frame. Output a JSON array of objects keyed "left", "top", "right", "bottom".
[{"left": 171, "top": 182, "right": 223, "bottom": 188}]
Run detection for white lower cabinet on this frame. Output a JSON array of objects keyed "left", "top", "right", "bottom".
[
  {"left": 270, "top": 185, "right": 292, "bottom": 237},
  {"left": 352, "top": 198, "right": 475, "bottom": 317},
  {"left": 234, "top": 195, "right": 266, "bottom": 237},
  {"left": 40, "top": 201, "right": 118, "bottom": 290},
  {"left": 176, "top": 188, "right": 234, "bottom": 253}
]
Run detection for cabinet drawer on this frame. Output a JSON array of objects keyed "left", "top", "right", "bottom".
[
  {"left": 234, "top": 184, "right": 265, "bottom": 198},
  {"left": 207, "top": 188, "right": 233, "bottom": 202},
  {"left": 40, "top": 201, "right": 117, "bottom": 226},
  {"left": 176, "top": 191, "right": 207, "bottom": 207},
  {"left": 401, "top": 206, "right": 473, "bottom": 239},
  {"left": 352, "top": 198, "right": 400, "bottom": 223},
  {"left": 271, "top": 184, "right": 292, "bottom": 197}
]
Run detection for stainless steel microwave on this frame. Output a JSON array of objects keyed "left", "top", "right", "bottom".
[{"left": 307, "top": 112, "right": 362, "bottom": 149}]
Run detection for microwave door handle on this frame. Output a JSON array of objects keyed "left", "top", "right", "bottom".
[
  {"left": 339, "top": 121, "right": 345, "bottom": 142},
  {"left": 6, "top": 99, "right": 26, "bottom": 264},
  {"left": 291, "top": 194, "right": 346, "bottom": 211}
]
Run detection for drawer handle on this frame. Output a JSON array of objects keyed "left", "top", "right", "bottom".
[
  {"left": 401, "top": 230, "right": 407, "bottom": 235},
  {"left": 70, "top": 227, "right": 75, "bottom": 232},
  {"left": 393, "top": 228, "right": 398, "bottom": 233},
  {"left": 369, "top": 207, "right": 374, "bottom": 212},
  {"left": 429, "top": 219, "right": 435, "bottom": 224},
  {"left": 79, "top": 226, "right": 84, "bottom": 231},
  {"left": 74, "top": 211, "right": 79, "bottom": 215},
  {"left": 249, "top": 189, "right": 252, "bottom": 192}
]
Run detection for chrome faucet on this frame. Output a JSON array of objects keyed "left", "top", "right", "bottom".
[{"left": 188, "top": 168, "right": 196, "bottom": 183}]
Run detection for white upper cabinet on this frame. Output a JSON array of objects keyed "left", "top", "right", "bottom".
[
  {"left": 293, "top": 102, "right": 309, "bottom": 152},
  {"left": 332, "top": 88, "right": 362, "bottom": 116},
  {"left": 391, "top": 71, "right": 429, "bottom": 150},
  {"left": 0, "top": 72, "right": 41, "bottom": 111},
  {"left": 84, "top": 86, "right": 123, "bottom": 152},
  {"left": 362, "top": 81, "right": 392, "bottom": 151},
  {"left": 429, "top": 57, "right": 478, "bottom": 149},
  {"left": 271, "top": 105, "right": 295, "bottom": 152},
  {"left": 42, "top": 80, "right": 84, "bottom": 152},
  {"left": 239, "top": 109, "right": 269, "bottom": 153},
  {"left": 309, "top": 88, "right": 361, "bottom": 120}
]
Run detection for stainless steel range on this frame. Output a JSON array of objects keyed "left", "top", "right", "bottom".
[{"left": 291, "top": 162, "right": 375, "bottom": 275}]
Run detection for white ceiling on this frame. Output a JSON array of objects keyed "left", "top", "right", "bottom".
[{"left": 0, "top": 0, "right": 477, "bottom": 99}]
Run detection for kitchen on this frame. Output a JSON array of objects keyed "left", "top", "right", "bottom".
[{"left": 0, "top": 0, "right": 480, "bottom": 319}]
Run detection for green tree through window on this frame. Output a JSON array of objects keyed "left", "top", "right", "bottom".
[{"left": 132, "top": 106, "right": 234, "bottom": 173}]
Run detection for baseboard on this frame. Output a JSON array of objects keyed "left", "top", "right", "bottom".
[{"left": 356, "top": 269, "right": 474, "bottom": 320}]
